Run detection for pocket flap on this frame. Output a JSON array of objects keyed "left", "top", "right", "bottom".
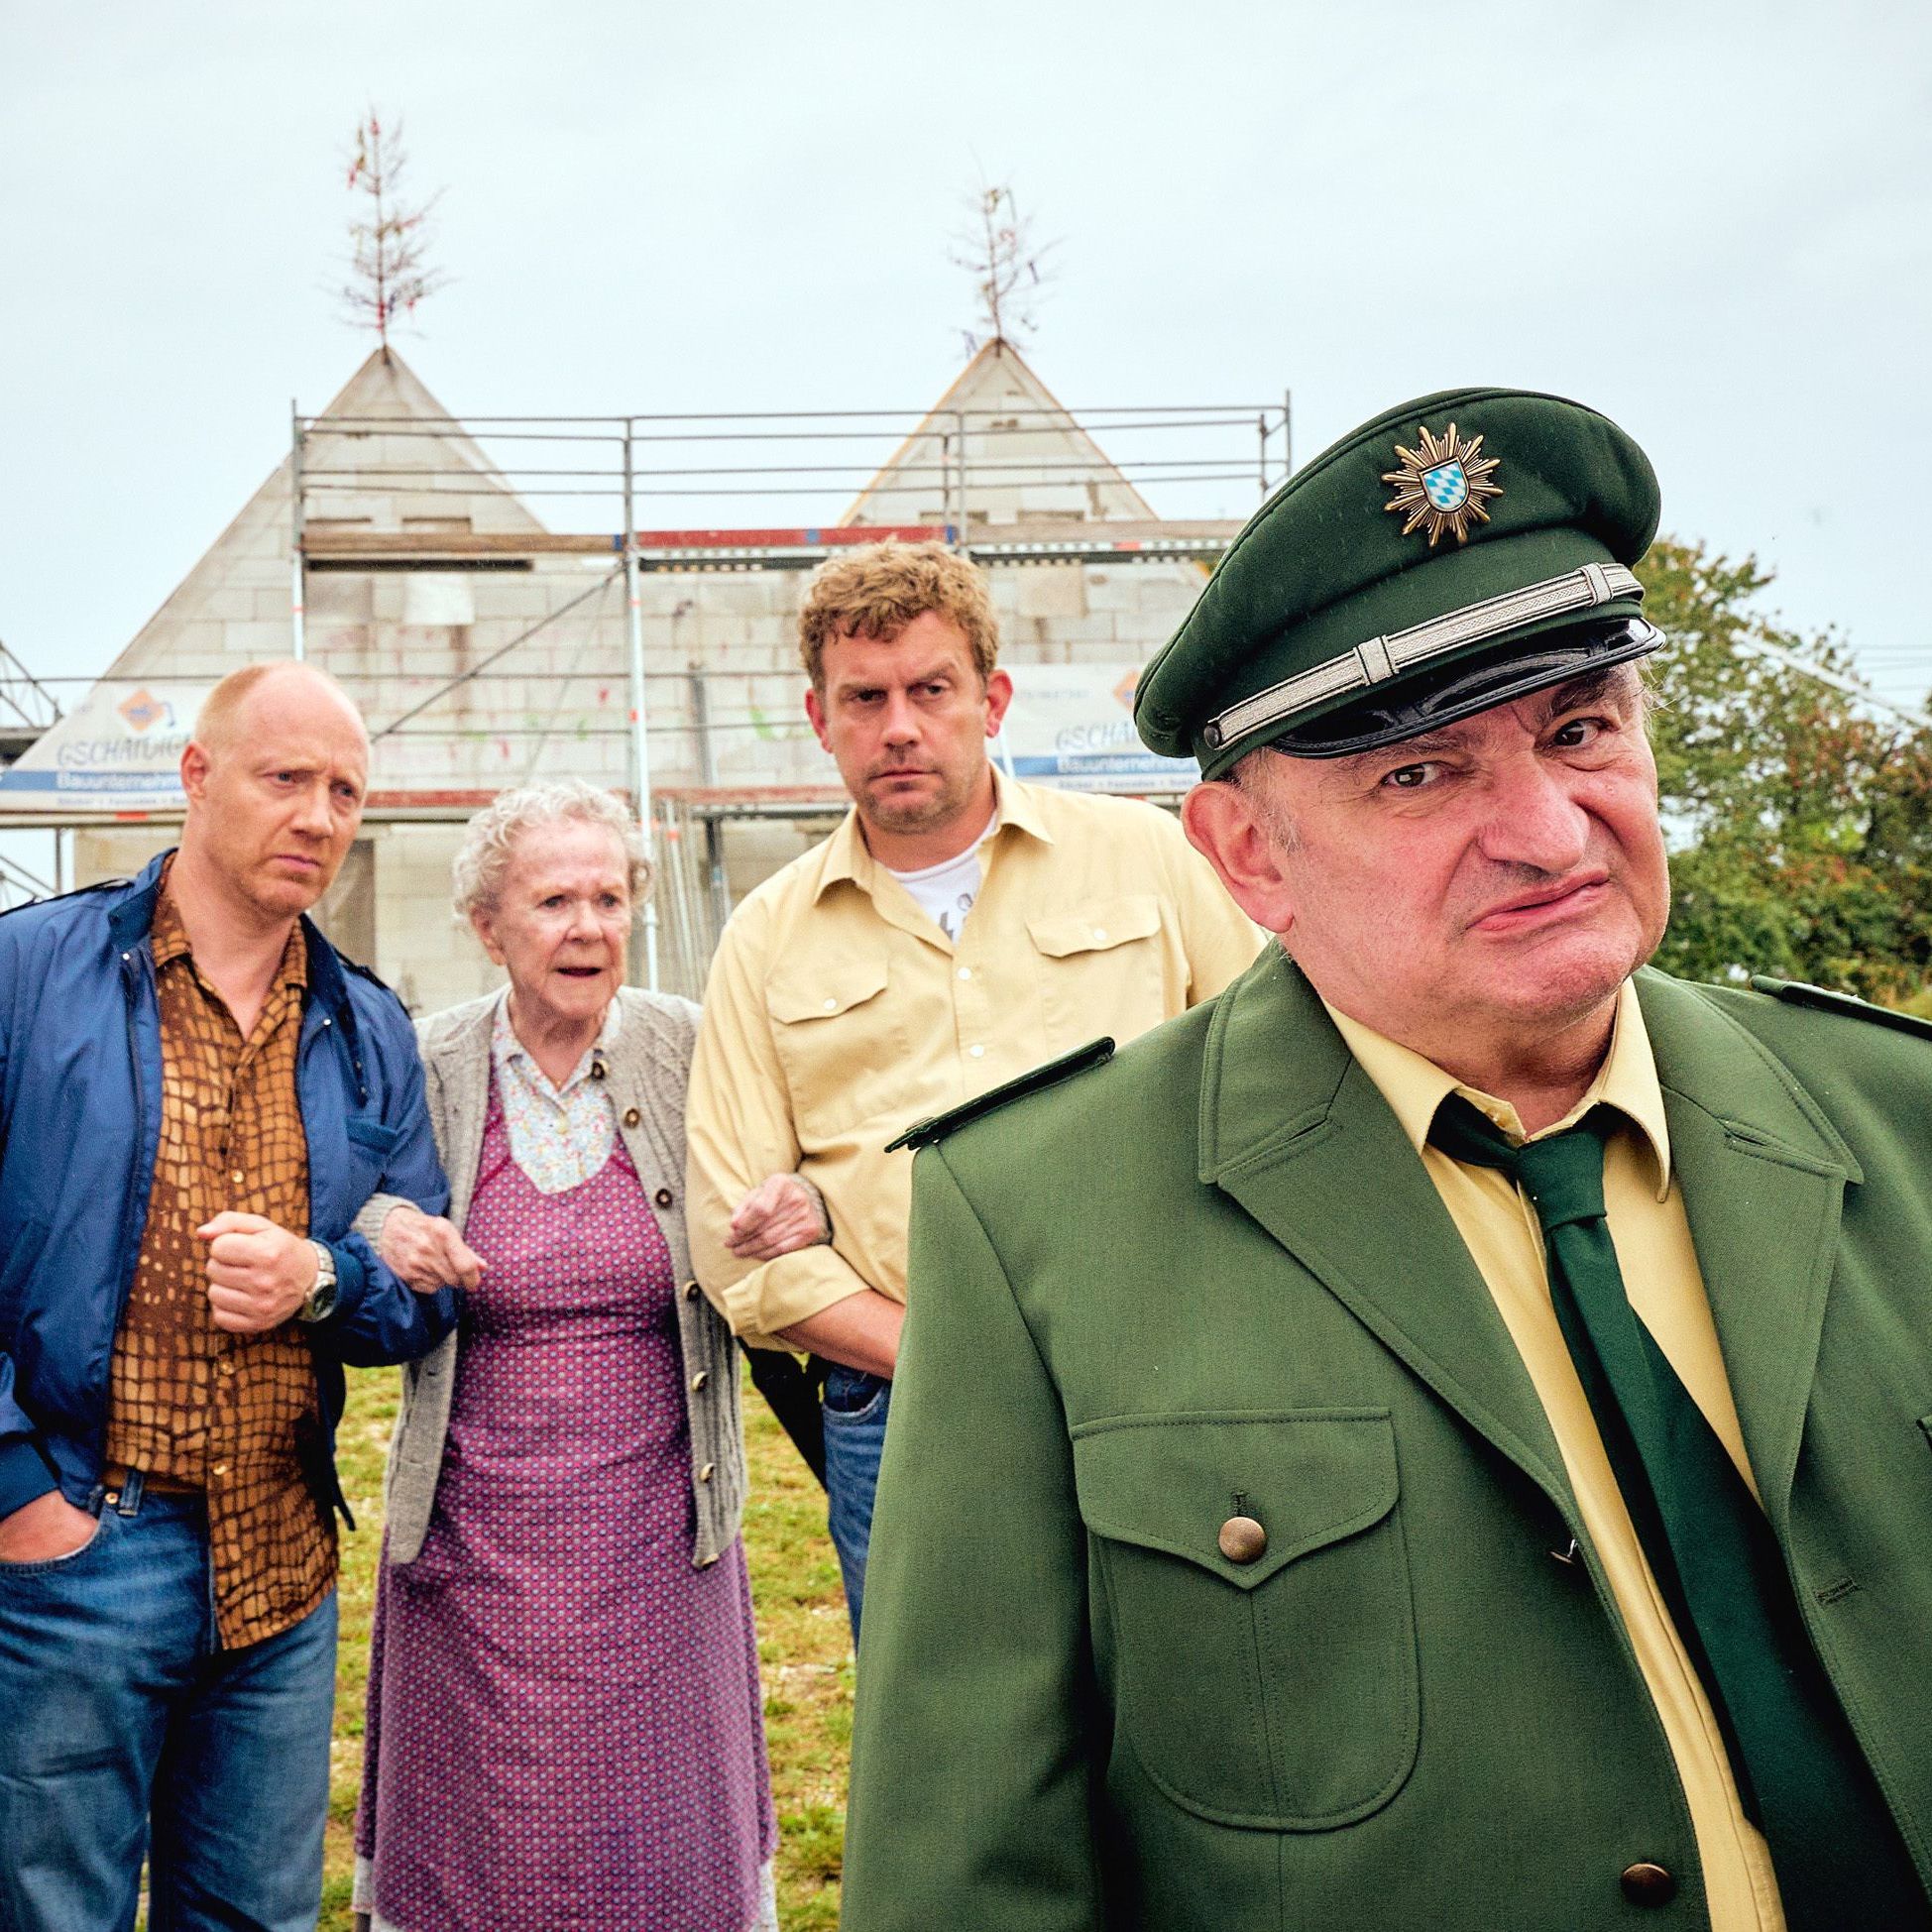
[
  {"left": 1071, "top": 1410, "right": 1398, "bottom": 1591},
  {"left": 766, "top": 958, "right": 890, "bottom": 1026},
  {"left": 345, "top": 1115, "right": 401, "bottom": 1156},
  {"left": 1027, "top": 894, "right": 1162, "bottom": 961}
]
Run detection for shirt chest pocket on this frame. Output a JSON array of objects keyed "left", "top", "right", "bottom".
[
  {"left": 1026, "top": 893, "right": 1173, "bottom": 1045},
  {"left": 1072, "top": 1410, "right": 1419, "bottom": 1832},
  {"left": 765, "top": 958, "right": 910, "bottom": 1140}
]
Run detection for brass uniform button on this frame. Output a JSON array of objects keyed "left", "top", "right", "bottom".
[
  {"left": 624, "top": 1106, "right": 641, "bottom": 1128},
  {"left": 1218, "top": 1515, "right": 1267, "bottom": 1564},
  {"left": 690, "top": 1371, "right": 709, "bottom": 1393},
  {"left": 654, "top": 1187, "right": 674, "bottom": 1209},
  {"left": 683, "top": 1281, "right": 701, "bottom": 1302},
  {"left": 1620, "top": 1863, "right": 1676, "bottom": 1907}
]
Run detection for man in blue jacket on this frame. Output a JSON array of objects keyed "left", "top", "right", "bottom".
[{"left": 0, "top": 661, "right": 468, "bottom": 1932}]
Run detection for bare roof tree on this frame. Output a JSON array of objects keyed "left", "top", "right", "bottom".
[
  {"left": 340, "top": 109, "right": 448, "bottom": 357},
  {"left": 950, "top": 181, "right": 1057, "bottom": 356}
]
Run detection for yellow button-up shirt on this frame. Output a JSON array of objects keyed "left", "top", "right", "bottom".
[
  {"left": 1330, "top": 981, "right": 1783, "bottom": 1932},
  {"left": 688, "top": 769, "right": 1262, "bottom": 1339}
]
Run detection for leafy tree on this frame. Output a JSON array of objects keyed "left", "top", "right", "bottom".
[{"left": 1639, "top": 537, "right": 1932, "bottom": 1004}]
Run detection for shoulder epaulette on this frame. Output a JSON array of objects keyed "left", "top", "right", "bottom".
[
  {"left": 0, "top": 875, "right": 130, "bottom": 922},
  {"left": 885, "top": 1037, "right": 1116, "bottom": 1153},
  {"left": 1750, "top": 975, "right": 1932, "bottom": 1042}
]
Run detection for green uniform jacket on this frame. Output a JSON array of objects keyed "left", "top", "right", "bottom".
[{"left": 842, "top": 953, "right": 1932, "bottom": 1931}]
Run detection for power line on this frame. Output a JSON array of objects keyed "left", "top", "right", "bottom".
[{"left": 1734, "top": 638, "right": 1932, "bottom": 732}]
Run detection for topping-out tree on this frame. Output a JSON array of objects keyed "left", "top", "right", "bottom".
[
  {"left": 340, "top": 109, "right": 447, "bottom": 356},
  {"left": 950, "top": 180, "right": 1056, "bottom": 356}
]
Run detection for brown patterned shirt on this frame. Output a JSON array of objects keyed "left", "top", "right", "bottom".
[{"left": 105, "top": 870, "right": 336, "bottom": 1647}]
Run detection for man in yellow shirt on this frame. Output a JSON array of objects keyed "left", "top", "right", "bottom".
[
  {"left": 842, "top": 392, "right": 1932, "bottom": 1929},
  {"left": 686, "top": 542, "right": 1259, "bottom": 1636}
]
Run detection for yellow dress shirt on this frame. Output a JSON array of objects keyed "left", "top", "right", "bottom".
[
  {"left": 1330, "top": 981, "right": 1784, "bottom": 1932},
  {"left": 687, "top": 767, "right": 1262, "bottom": 1339}
]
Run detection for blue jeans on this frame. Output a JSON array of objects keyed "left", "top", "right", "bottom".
[
  {"left": 821, "top": 1365, "right": 892, "bottom": 1644},
  {"left": 0, "top": 1474, "right": 338, "bottom": 1932}
]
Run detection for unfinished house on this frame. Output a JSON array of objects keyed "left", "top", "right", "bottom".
[{"left": 0, "top": 344, "right": 1282, "bottom": 1006}]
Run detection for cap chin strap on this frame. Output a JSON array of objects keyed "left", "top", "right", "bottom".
[{"left": 1200, "top": 561, "right": 1644, "bottom": 751}]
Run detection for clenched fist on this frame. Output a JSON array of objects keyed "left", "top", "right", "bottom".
[
  {"left": 375, "top": 1203, "right": 486, "bottom": 1294},
  {"left": 195, "top": 1212, "right": 319, "bottom": 1333},
  {"left": 727, "top": 1172, "right": 833, "bottom": 1262}
]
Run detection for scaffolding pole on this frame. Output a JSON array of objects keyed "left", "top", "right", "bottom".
[
  {"left": 290, "top": 400, "right": 307, "bottom": 660},
  {"left": 623, "top": 425, "right": 661, "bottom": 990},
  {"left": 954, "top": 408, "right": 967, "bottom": 547}
]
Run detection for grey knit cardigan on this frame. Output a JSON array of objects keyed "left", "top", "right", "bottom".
[{"left": 357, "top": 986, "right": 746, "bottom": 1568}]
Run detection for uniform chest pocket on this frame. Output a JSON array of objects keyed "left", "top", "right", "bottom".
[
  {"left": 1072, "top": 1409, "right": 1419, "bottom": 1832},
  {"left": 765, "top": 958, "right": 908, "bottom": 1138}
]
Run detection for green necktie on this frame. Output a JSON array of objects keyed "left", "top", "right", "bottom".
[{"left": 1428, "top": 1095, "right": 1925, "bottom": 1931}]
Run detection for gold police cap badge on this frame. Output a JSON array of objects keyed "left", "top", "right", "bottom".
[{"left": 1382, "top": 422, "right": 1502, "bottom": 547}]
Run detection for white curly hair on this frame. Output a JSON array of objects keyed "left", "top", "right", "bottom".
[{"left": 451, "top": 779, "right": 652, "bottom": 921}]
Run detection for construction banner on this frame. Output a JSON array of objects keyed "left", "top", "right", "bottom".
[
  {"left": 998, "top": 663, "right": 1198, "bottom": 793},
  {"left": 0, "top": 681, "right": 199, "bottom": 813}
]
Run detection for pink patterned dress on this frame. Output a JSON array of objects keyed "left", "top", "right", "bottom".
[{"left": 356, "top": 1080, "right": 777, "bottom": 1932}]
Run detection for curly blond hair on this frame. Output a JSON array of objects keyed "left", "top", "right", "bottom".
[{"left": 797, "top": 541, "right": 1000, "bottom": 690}]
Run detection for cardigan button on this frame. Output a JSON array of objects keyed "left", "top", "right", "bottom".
[
  {"left": 684, "top": 1281, "right": 701, "bottom": 1302},
  {"left": 1619, "top": 1864, "right": 1676, "bottom": 1907},
  {"left": 698, "top": 1462, "right": 715, "bottom": 1483},
  {"left": 654, "top": 1187, "right": 674, "bottom": 1209},
  {"left": 1217, "top": 1516, "right": 1267, "bottom": 1564},
  {"left": 690, "top": 1371, "right": 709, "bottom": 1393},
  {"left": 624, "top": 1106, "right": 641, "bottom": 1128}
]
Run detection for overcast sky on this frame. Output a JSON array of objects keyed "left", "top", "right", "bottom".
[{"left": 3, "top": 0, "right": 1928, "bottom": 706}]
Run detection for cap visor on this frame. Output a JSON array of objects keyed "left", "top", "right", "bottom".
[{"left": 1264, "top": 617, "right": 1662, "bottom": 759}]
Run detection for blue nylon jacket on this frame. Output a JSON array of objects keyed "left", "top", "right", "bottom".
[{"left": 0, "top": 853, "right": 459, "bottom": 1522}]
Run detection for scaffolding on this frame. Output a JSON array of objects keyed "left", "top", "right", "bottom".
[
  {"left": 0, "top": 642, "right": 63, "bottom": 907},
  {"left": 285, "top": 383, "right": 1291, "bottom": 991},
  {"left": 0, "top": 640, "right": 61, "bottom": 757}
]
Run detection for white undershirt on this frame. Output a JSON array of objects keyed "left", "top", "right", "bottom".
[{"left": 884, "top": 808, "right": 997, "bottom": 943}]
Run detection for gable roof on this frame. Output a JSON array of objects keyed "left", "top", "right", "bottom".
[
  {"left": 0, "top": 349, "right": 562, "bottom": 816},
  {"left": 118, "top": 347, "right": 544, "bottom": 689},
  {"left": 840, "top": 339, "right": 1158, "bottom": 529}
]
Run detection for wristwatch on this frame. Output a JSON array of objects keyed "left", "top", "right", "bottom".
[{"left": 297, "top": 1241, "right": 339, "bottom": 1324}]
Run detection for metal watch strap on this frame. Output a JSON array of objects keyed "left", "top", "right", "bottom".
[{"left": 297, "top": 1240, "right": 339, "bottom": 1323}]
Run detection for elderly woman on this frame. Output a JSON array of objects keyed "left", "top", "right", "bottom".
[{"left": 352, "top": 780, "right": 822, "bottom": 1932}]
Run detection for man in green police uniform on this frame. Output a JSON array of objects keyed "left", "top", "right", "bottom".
[{"left": 841, "top": 389, "right": 1932, "bottom": 1931}]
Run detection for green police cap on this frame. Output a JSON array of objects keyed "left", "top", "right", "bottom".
[{"left": 1135, "top": 387, "right": 1661, "bottom": 776}]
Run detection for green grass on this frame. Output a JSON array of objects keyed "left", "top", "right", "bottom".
[{"left": 320, "top": 1364, "right": 850, "bottom": 1929}]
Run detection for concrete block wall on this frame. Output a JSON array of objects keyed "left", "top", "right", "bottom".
[
  {"left": 73, "top": 827, "right": 176, "bottom": 889},
  {"left": 374, "top": 824, "right": 504, "bottom": 1016},
  {"left": 296, "top": 556, "right": 1203, "bottom": 806}
]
